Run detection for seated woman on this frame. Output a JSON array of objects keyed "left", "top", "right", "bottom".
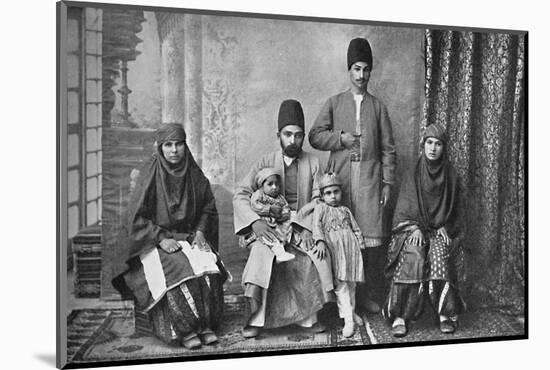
[
  {"left": 112, "top": 123, "right": 227, "bottom": 350},
  {"left": 383, "top": 124, "right": 465, "bottom": 337}
]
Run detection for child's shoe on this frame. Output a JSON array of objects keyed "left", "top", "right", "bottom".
[
  {"left": 272, "top": 243, "right": 295, "bottom": 263},
  {"left": 391, "top": 317, "right": 407, "bottom": 337},
  {"left": 342, "top": 316, "right": 355, "bottom": 338}
]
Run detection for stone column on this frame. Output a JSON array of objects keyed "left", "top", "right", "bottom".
[
  {"left": 159, "top": 14, "right": 203, "bottom": 164},
  {"left": 182, "top": 15, "right": 203, "bottom": 165},
  {"left": 160, "top": 16, "right": 185, "bottom": 125}
]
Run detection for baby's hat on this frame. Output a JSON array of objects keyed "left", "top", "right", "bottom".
[
  {"left": 319, "top": 172, "right": 342, "bottom": 191},
  {"left": 255, "top": 167, "right": 282, "bottom": 188}
]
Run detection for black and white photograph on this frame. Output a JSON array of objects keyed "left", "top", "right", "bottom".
[{"left": 54, "top": 0, "right": 530, "bottom": 368}]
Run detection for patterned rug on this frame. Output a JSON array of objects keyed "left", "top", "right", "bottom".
[
  {"left": 66, "top": 301, "right": 370, "bottom": 365},
  {"left": 66, "top": 301, "right": 524, "bottom": 366},
  {"left": 364, "top": 308, "right": 525, "bottom": 344}
]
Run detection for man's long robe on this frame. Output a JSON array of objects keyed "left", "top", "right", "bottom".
[{"left": 233, "top": 149, "right": 333, "bottom": 328}]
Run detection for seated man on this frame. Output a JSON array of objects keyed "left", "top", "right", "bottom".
[{"left": 233, "top": 99, "right": 334, "bottom": 338}]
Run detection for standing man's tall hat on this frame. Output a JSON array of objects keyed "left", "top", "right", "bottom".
[{"left": 347, "top": 37, "right": 373, "bottom": 70}]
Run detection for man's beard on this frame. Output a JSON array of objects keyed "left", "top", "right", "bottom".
[{"left": 281, "top": 142, "right": 302, "bottom": 158}]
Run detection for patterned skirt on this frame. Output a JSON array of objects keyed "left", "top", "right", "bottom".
[
  {"left": 383, "top": 232, "right": 465, "bottom": 321},
  {"left": 122, "top": 242, "right": 226, "bottom": 345},
  {"left": 148, "top": 274, "right": 224, "bottom": 345}
]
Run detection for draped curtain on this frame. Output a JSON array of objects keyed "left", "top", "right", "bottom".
[{"left": 422, "top": 30, "right": 525, "bottom": 314}]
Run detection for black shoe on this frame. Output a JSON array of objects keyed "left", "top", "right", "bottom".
[
  {"left": 302, "top": 322, "right": 326, "bottom": 333},
  {"left": 359, "top": 299, "right": 381, "bottom": 314}
]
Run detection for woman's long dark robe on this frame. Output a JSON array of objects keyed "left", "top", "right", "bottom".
[{"left": 112, "top": 145, "right": 226, "bottom": 343}]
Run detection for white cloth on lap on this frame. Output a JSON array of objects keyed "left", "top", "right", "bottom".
[{"left": 177, "top": 241, "right": 220, "bottom": 275}]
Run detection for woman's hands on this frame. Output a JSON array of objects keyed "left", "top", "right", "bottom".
[
  {"left": 407, "top": 227, "right": 450, "bottom": 247},
  {"left": 159, "top": 238, "right": 181, "bottom": 253},
  {"left": 192, "top": 230, "right": 211, "bottom": 252},
  {"left": 159, "top": 230, "right": 212, "bottom": 254},
  {"left": 437, "top": 226, "right": 451, "bottom": 246},
  {"left": 408, "top": 228, "right": 425, "bottom": 247},
  {"left": 312, "top": 240, "right": 328, "bottom": 260}
]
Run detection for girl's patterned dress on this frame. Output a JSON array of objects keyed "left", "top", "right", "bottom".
[{"left": 312, "top": 202, "right": 365, "bottom": 282}]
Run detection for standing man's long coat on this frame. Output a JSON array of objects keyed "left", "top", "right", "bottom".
[{"left": 309, "top": 90, "right": 396, "bottom": 239}]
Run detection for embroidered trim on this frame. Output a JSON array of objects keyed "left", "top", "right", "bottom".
[
  {"left": 438, "top": 281, "right": 450, "bottom": 314},
  {"left": 180, "top": 284, "right": 200, "bottom": 319}
]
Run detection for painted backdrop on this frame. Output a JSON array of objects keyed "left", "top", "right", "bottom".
[{"left": 101, "top": 11, "right": 424, "bottom": 298}]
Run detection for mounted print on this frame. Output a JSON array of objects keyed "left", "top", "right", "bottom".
[{"left": 57, "top": 0, "right": 527, "bottom": 368}]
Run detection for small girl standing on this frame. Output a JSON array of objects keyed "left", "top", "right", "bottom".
[{"left": 312, "top": 172, "right": 366, "bottom": 337}]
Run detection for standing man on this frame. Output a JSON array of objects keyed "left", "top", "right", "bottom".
[
  {"left": 233, "top": 99, "right": 333, "bottom": 338},
  {"left": 309, "top": 37, "right": 397, "bottom": 314}
]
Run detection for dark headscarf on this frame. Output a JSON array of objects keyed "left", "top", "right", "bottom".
[
  {"left": 347, "top": 37, "right": 373, "bottom": 70},
  {"left": 423, "top": 123, "right": 447, "bottom": 144},
  {"left": 156, "top": 122, "right": 187, "bottom": 144},
  {"left": 153, "top": 124, "right": 195, "bottom": 204},
  {"left": 113, "top": 124, "right": 219, "bottom": 284},
  {"left": 419, "top": 123, "right": 448, "bottom": 196},
  {"left": 392, "top": 124, "right": 460, "bottom": 236}
]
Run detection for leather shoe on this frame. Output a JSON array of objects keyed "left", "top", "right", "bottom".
[
  {"left": 439, "top": 320, "right": 456, "bottom": 334},
  {"left": 359, "top": 299, "right": 381, "bottom": 314},
  {"left": 182, "top": 334, "right": 202, "bottom": 349},
  {"left": 199, "top": 331, "right": 219, "bottom": 345},
  {"left": 242, "top": 325, "right": 261, "bottom": 338},
  {"left": 391, "top": 323, "right": 407, "bottom": 338},
  {"left": 302, "top": 322, "right": 326, "bottom": 333}
]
